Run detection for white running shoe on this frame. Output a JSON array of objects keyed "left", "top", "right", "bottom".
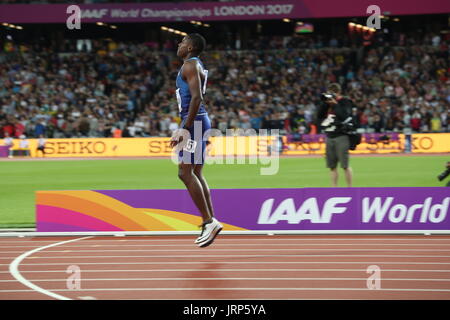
[
  {"left": 195, "top": 218, "right": 223, "bottom": 247},
  {"left": 195, "top": 218, "right": 219, "bottom": 243}
]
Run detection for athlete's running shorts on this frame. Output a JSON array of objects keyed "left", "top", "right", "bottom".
[{"left": 178, "top": 113, "right": 211, "bottom": 165}]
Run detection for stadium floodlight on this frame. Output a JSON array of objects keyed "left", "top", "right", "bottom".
[
  {"left": 161, "top": 26, "right": 168, "bottom": 30},
  {"left": 174, "top": 30, "right": 181, "bottom": 34},
  {"left": 190, "top": 21, "right": 196, "bottom": 24},
  {"left": 16, "top": 26, "right": 23, "bottom": 30},
  {"left": 297, "top": 21, "right": 304, "bottom": 25},
  {"left": 2, "top": 23, "right": 8, "bottom": 26},
  {"left": 96, "top": 22, "right": 104, "bottom": 26},
  {"left": 283, "top": 18, "right": 290, "bottom": 23},
  {"left": 110, "top": 25, "right": 117, "bottom": 29},
  {"left": 204, "top": 24, "right": 210, "bottom": 27},
  {"left": 168, "top": 28, "right": 175, "bottom": 32}
]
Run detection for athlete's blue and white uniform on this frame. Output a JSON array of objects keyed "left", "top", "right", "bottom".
[{"left": 176, "top": 57, "right": 211, "bottom": 164}]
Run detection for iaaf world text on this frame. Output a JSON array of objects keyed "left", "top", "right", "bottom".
[{"left": 258, "top": 196, "right": 449, "bottom": 224}]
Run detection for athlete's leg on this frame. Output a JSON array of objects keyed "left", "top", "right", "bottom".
[
  {"left": 192, "top": 164, "right": 222, "bottom": 248},
  {"left": 178, "top": 162, "right": 212, "bottom": 223},
  {"left": 193, "top": 164, "right": 215, "bottom": 218}
]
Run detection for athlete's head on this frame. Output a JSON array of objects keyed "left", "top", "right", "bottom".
[{"left": 177, "top": 33, "right": 206, "bottom": 58}]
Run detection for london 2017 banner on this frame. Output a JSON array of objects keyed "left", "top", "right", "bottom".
[
  {"left": 1, "top": 0, "right": 449, "bottom": 23},
  {"left": 36, "top": 188, "right": 450, "bottom": 233}
]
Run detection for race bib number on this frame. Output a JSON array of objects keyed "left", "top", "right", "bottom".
[
  {"left": 176, "top": 88, "right": 182, "bottom": 113},
  {"left": 202, "top": 69, "right": 208, "bottom": 94},
  {"left": 183, "top": 139, "right": 197, "bottom": 153}
]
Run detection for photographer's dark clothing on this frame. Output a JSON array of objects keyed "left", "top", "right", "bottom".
[{"left": 316, "top": 97, "right": 354, "bottom": 138}]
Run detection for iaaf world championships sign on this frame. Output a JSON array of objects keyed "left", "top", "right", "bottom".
[
  {"left": 36, "top": 188, "right": 450, "bottom": 233},
  {"left": 0, "top": 0, "right": 448, "bottom": 23}
]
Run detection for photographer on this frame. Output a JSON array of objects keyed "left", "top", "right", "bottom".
[
  {"left": 316, "top": 83, "right": 356, "bottom": 187},
  {"left": 438, "top": 162, "right": 450, "bottom": 187}
]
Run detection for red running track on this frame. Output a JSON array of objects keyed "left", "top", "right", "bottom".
[{"left": 1, "top": 234, "right": 450, "bottom": 300}]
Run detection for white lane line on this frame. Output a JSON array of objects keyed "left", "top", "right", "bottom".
[
  {"left": 3, "top": 248, "right": 450, "bottom": 253},
  {"left": 1, "top": 238, "right": 450, "bottom": 243},
  {"left": 3, "top": 243, "right": 450, "bottom": 248},
  {"left": 1, "top": 287, "right": 450, "bottom": 293},
  {"left": 2, "top": 268, "right": 450, "bottom": 273},
  {"left": 124, "top": 298, "right": 369, "bottom": 300},
  {"left": 3, "top": 261, "right": 450, "bottom": 266},
  {"left": 8, "top": 236, "right": 92, "bottom": 301},
  {"left": 78, "top": 296, "right": 97, "bottom": 300},
  {"left": 2, "top": 277, "right": 450, "bottom": 282},
  {"left": 3, "top": 254, "right": 450, "bottom": 259},
  {"left": 126, "top": 298, "right": 384, "bottom": 300}
]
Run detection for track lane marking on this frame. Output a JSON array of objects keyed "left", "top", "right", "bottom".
[
  {"left": 2, "top": 287, "right": 450, "bottom": 292},
  {"left": 3, "top": 243, "right": 450, "bottom": 248},
  {"left": 2, "top": 237, "right": 450, "bottom": 243},
  {"left": 3, "top": 248, "right": 450, "bottom": 254},
  {"left": 3, "top": 261, "right": 450, "bottom": 266},
  {"left": 4, "top": 254, "right": 450, "bottom": 259},
  {"left": 2, "top": 277, "right": 450, "bottom": 282},
  {"left": 2, "top": 268, "right": 450, "bottom": 273},
  {"left": 8, "top": 236, "right": 92, "bottom": 300}
]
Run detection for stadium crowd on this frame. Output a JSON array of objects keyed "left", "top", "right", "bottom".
[{"left": 0, "top": 32, "right": 449, "bottom": 140}]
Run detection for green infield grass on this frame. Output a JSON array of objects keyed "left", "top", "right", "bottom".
[{"left": 0, "top": 155, "right": 448, "bottom": 227}]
